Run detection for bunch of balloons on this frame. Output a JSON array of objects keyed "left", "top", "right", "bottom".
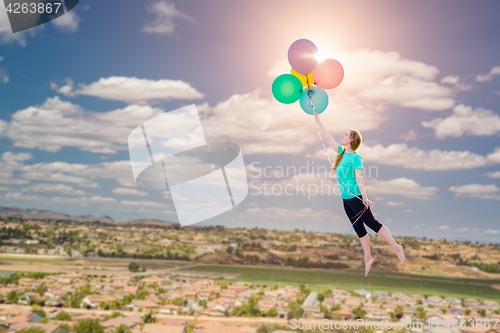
[{"left": 271, "top": 39, "right": 344, "bottom": 115}]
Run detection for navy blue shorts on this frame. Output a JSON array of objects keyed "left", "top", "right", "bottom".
[{"left": 343, "top": 195, "right": 383, "bottom": 238}]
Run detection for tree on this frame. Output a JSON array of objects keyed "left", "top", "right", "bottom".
[
  {"left": 7, "top": 290, "right": 18, "bottom": 303},
  {"left": 142, "top": 311, "right": 157, "bottom": 324},
  {"left": 116, "top": 325, "right": 132, "bottom": 333},
  {"left": 65, "top": 245, "right": 72, "bottom": 256},
  {"left": 172, "top": 297, "right": 185, "bottom": 306},
  {"left": 74, "top": 319, "right": 105, "bottom": 333},
  {"left": 265, "top": 308, "right": 278, "bottom": 317},
  {"left": 128, "top": 262, "right": 140, "bottom": 272},
  {"left": 352, "top": 306, "right": 366, "bottom": 319},
  {"left": 31, "top": 305, "right": 46, "bottom": 318},
  {"left": 226, "top": 246, "right": 234, "bottom": 254},
  {"left": 55, "top": 311, "right": 72, "bottom": 321},
  {"left": 317, "top": 293, "right": 325, "bottom": 302},
  {"left": 17, "top": 328, "right": 46, "bottom": 333}
]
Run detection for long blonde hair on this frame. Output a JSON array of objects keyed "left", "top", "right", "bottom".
[{"left": 332, "top": 129, "right": 362, "bottom": 173}]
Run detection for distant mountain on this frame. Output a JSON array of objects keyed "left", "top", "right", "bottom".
[{"left": 0, "top": 206, "right": 115, "bottom": 223}]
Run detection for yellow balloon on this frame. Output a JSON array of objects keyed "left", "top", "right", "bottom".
[{"left": 291, "top": 68, "right": 314, "bottom": 87}]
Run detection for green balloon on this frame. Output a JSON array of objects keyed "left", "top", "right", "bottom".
[{"left": 272, "top": 74, "right": 303, "bottom": 104}]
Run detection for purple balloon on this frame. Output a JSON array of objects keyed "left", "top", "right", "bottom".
[{"left": 288, "top": 39, "right": 318, "bottom": 75}]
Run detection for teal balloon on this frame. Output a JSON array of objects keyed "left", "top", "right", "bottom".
[
  {"left": 272, "top": 74, "right": 303, "bottom": 104},
  {"left": 300, "top": 86, "right": 328, "bottom": 115}
]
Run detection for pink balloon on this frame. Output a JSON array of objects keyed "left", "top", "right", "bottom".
[
  {"left": 288, "top": 39, "right": 318, "bottom": 76},
  {"left": 313, "top": 59, "right": 344, "bottom": 90}
]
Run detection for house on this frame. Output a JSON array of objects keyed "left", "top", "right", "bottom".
[
  {"left": 142, "top": 324, "right": 185, "bottom": 333},
  {"left": 157, "top": 318, "right": 187, "bottom": 326},
  {"left": 373, "top": 291, "right": 389, "bottom": 298},
  {"left": 82, "top": 295, "right": 117, "bottom": 308},
  {"left": 7, "top": 322, "right": 67, "bottom": 333},
  {"left": 0, "top": 306, "right": 29, "bottom": 320},
  {"left": 332, "top": 307, "right": 354, "bottom": 320},
  {"left": 258, "top": 300, "right": 276, "bottom": 312},
  {"left": 159, "top": 304, "right": 181, "bottom": 315},
  {"left": 182, "top": 290, "right": 197, "bottom": 301},
  {"left": 101, "top": 314, "right": 142, "bottom": 331},
  {"left": 424, "top": 314, "right": 460, "bottom": 333},
  {"left": 365, "top": 308, "right": 391, "bottom": 321},
  {"left": 131, "top": 300, "right": 160, "bottom": 313},
  {"left": 195, "top": 309, "right": 224, "bottom": 317},
  {"left": 450, "top": 308, "right": 465, "bottom": 316},
  {"left": 345, "top": 298, "right": 362, "bottom": 308},
  {"left": 194, "top": 321, "right": 245, "bottom": 333},
  {"left": 302, "top": 305, "right": 323, "bottom": 319},
  {"left": 355, "top": 289, "right": 371, "bottom": 299},
  {"left": 459, "top": 326, "right": 500, "bottom": 333},
  {"left": 238, "top": 325, "right": 257, "bottom": 333}
]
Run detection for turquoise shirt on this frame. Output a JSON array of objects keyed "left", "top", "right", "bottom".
[{"left": 335, "top": 145, "right": 363, "bottom": 199}]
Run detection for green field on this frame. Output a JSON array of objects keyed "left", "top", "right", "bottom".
[
  {"left": 0, "top": 257, "right": 68, "bottom": 264},
  {"left": 182, "top": 265, "right": 500, "bottom": 301}
]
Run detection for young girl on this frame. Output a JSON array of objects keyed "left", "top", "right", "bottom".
[{"left": 313, "top": 111, "right": 406, "bottom": 277}]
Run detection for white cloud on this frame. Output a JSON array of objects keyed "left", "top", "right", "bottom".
[
  {"left": 112, "top": 187, "right": 148, "bottom": 196},
  {"left": 484, "top": 171, "right": 500, "bottom": 178},
  {"left": 21, "top": 183, "right": 85, "bottom": 195},
  {"left": 365, "top": 177, "right": 440, "bottom": 200},
  {"left": 120, "top": 200, "right": 166, "bottom": 209},
  {"left": 476, "top": 66, "right": 500, "bottom": 82},
  {"left": 0, "top": 67, "right": 7, "bottom": 83},
  {"left": 4, "top": 96, "right": 166, "bottom": 153},
  {"left": 449, "top": 184, "right": 500, "bottom": 200},
  {"left": 19, "top": 171, "right": 100, "bottom": 188},
  {"left": 50, "top": 78, "right": 75, "bottom": 97},
  {"left": 422, "top": 104, "right": 500, "bottom": 139},
  {"left": 399, "top": 129, "right": 418, "bottom": 141},
  {"left": 1, "top": 152, "right": 34, "bottom": 162},
  {"left": 403, "top": 209, "right": 413, "bottom": 213},
  {"left": 0, "top": 55, "right": 7, "bottom": 83},
  {"left": 441, "top": 76, "right": 460, "bottom": 85},
  {"left": 386, "top": 201, "right": 406, "bottom": 206},
  {"left": 486, "top": 148, "right": 500, "bottom": 164},
  {"left": 142, "top": 1, "right": 193, "bottom": 35},
  {"left": 0, "top": 119, "right": 7, "bottom": 136},
  {"left": 439, "top": 225, "right": 450, "bottom": 230},
  {"left": 52, "top": 76, "right": 204, "bottom": 104},
  {"left": 52, "top": 10, "right": 80, "bottom": 33},
  {"left": 485, "top": 229, "right": 499, "bottom": 234},
  {"left": 440, "top": 75, "right": 472, "bottom": 91}
]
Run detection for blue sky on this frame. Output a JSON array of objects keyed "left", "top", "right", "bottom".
[{"left": 0, "top": 0, "right": 500, "bottom": 242}]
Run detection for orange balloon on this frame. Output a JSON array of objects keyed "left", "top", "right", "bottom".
[{"left": 313, "top": 59, "right": 344, "bottom": 90}]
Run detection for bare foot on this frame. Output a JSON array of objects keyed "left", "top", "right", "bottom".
[
  {"left": 396, "top": 244, "right": 406, "bottom": 266},
  {"left": 365, "top": 257, "right": 374, "bottom": 277}
]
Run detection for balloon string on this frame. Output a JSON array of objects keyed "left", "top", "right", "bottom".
[{"left": 307, "top": 89, "right": 367, "bottom": 242}]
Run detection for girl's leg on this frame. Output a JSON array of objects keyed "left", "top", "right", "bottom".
[
  {"left": 359, "top": 234, "right": 374, "bottom": 277},
  {"left": 344, "top": 198, "right": 374, "bottom": 276},
  {"left": 377, "top": 225, "right": 406, "bottom": 266}
]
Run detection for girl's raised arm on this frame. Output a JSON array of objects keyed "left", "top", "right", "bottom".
[{"left": 313, "top": 111, "right": 339, "bottom": 152}]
